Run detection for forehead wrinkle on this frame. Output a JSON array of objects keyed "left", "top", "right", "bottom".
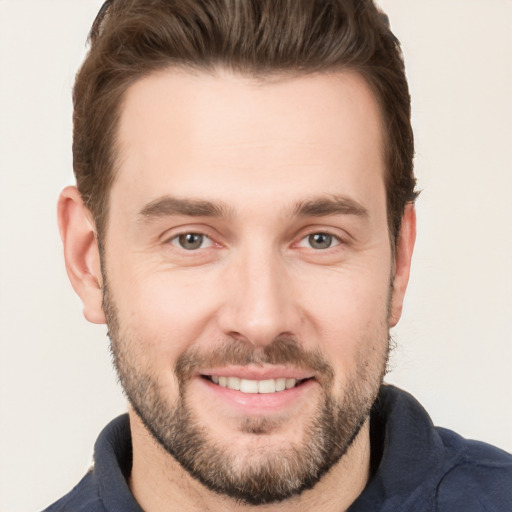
[
  {"left": 290, "top": 194, "right": 369, "bottom": 219},
  {"left": 138, "top": 195, "right": 234, "bottom": 221}
]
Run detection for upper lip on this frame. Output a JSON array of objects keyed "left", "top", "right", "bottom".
[{"left": 199, "top": 365, "right": 315, "bottom": 381}]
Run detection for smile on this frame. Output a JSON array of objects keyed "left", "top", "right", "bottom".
[{"left": 204, "top": 375, "right": 310, "bottom": 394}]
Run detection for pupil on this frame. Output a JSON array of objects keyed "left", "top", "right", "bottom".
[
  {"left": 309, "top": 233, "right": 332, "bottom": 249},
  {"left": 179, "top": 233, "right": 203, "bottom": 250}
]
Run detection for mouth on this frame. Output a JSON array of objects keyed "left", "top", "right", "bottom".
[
  {"left": 201, "top": 375, "right": 313, "bottom": 394},
  {"left": 195, "top": 368, "right": 318, "bottom": 414}
]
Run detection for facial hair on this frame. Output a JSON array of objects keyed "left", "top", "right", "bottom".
[{"left": 103, "top": 283, "right": 389, "bottom": 505}]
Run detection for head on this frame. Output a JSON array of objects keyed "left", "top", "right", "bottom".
[{"left": 60, "top": 0, "right": 417, "bottom": 506}]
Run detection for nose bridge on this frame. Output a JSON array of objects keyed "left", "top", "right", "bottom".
[{"left": 218, "top": 240, "right": 297, "bottom": 346}]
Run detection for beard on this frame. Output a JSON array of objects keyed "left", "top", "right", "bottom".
[{"left": 103, "top": 283, "right": 389, "bottom": 505}]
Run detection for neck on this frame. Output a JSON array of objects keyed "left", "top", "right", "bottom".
[{"left": 128, "top": 410, "right": 371, "bottom": 512}]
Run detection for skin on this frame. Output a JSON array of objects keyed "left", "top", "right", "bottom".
[{"left": 58, "top": 69, "right": 416, "bottom": 512}]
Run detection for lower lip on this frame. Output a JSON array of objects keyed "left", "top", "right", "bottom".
[{"left": 197, "top": 377, "right": 317, "bottom": 413}]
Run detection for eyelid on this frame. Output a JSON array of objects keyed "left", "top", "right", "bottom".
[
  {"left": 159, "top": 223, "right": 218, "bottom": 242},
  {"left": 293, "top": 222, "right": 350, "bottom": 243},
  {"left": 159, "top": 223, "right": 222, "bottom": 250},
  {"left": 168, "top": 232, "right": 214, "bottom": 250},
  {"left": 296, "top": 231, "right": 342, "bottom": 249}
]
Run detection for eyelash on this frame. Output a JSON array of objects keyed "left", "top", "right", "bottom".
[
  {"left": 296, "top": 231, "right": 342, "bottom": 250},
  {"left": 168, "top": 232, "right": 214, "bottom": 251},
  {"left": 166, "top": 230, "right": 344, "bottom": 252}
]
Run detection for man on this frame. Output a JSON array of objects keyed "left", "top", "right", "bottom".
[{"left": 44, "top": 0, "right": 512, "bottom": 511}]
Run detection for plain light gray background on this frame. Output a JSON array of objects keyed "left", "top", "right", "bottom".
[{"left": 0, "top": 1, "right": 511, "bottom": 511}]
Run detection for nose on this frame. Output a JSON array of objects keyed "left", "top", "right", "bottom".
[{"left": 217, "top": 246, "right": 301, "bottom": 347}]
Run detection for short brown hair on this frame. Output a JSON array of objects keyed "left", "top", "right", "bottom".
[{"left": 73, "top": 0, "right": 417, "bottom": 244}]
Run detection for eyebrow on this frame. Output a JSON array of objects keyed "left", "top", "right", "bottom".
[
  {"left": 138, "top": 194, "right": 368, "bottom": 222},
  {"left": 138, "top": 196, "right": 232, "bottom": 220},
  {"left": 291, "top": 195, "right": 369, "bottom": 218}
]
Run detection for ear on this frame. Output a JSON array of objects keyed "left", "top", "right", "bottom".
[
  {"left": 58, "top": 186, "right": 106, "bottom": 324},
  {"left": 389, "top": 203, "right": 416, "bottom": 327}
]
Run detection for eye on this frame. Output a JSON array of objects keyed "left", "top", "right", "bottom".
[
  {"left": 170, "top": 233, "right": 213, "bottom": 251},
  {"left": 298, "top": 232, "right": 340, "bottom": 250}
]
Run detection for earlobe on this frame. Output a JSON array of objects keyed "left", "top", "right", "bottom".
[
  {"left": 58, "top": 186, "right": 106, "bottom": 324},
  {"left": 389, "top": 204, "right": 416, "bottom": 327}
]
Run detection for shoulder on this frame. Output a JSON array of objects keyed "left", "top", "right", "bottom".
[
  {"left": 41, "top": 414, "right": 140, "bottom": 512},
  {"left": 41, "top": 470, "right": 107, "bottom": 512},
  {"left": 368, "top": 386, "right": 512, "bottom": 512},
  {"left": 435, "top": 428, "right": 512, "bottom": 511}
]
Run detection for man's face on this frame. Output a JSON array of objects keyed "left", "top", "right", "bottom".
[{"left": 101, "top": 69, "right": 401, "bottom": 503}]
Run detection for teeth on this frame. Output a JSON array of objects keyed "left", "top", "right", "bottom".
[
  {"left": 227, "top": 377, "right": 240, "bottom": 391},
  {"left": 209, "top": 376, "right": 301, "bottom": 393},
  {"left": 286, "top": 378, "right": 296, "bottom": 389},
  {"left": 258, "top": 379, "right": 276, "bottom": 394},
  {"left": 275, "top": 378, "right": 286, "bottom": 392},
  {"left": 240, "top": 379, "right": 259, "bottom": 393}
]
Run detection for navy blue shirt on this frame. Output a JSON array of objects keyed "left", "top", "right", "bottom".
[{"left": 43, "top": 386, "right": 512, "bottom": 511}]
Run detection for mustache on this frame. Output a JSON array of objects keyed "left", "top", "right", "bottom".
[{"left": 175, "top": 335, "right": 334, "bottom": 385}]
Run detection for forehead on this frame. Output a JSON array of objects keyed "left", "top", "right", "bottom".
[{"left": 113, "top": 68, "right": 385, "bottom": 217}]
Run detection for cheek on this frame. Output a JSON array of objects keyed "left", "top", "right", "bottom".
[
  {"left": 109, "top": 265, "right": 221, "bottom": 361},
  {"left": 300, "top": 263, "right": 391, "bottom": 377},
  {"left": 301, "top": 255, "right": 391, "bottom": 326}
]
